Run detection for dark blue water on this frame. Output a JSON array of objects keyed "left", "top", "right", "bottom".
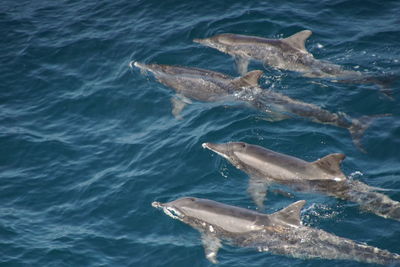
[{"left": 1, "top": 0, "right": 400, "bottom": 266}]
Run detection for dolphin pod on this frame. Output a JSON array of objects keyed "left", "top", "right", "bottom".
[{"left": 131, "top": 29, "right": 398, "bottom": 264}]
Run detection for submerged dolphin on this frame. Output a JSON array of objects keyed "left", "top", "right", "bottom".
[
  {"left": 202, "top": 141, "right": 400, "bottom": 221},
  {"left": 152, "top": 197, "right": 400, "bottom": 265},
  {"left": 131, "top": 62, "right": 388, "bottom": 150},
  {"left": 194, "top": 30, "right": 394, "bottom": 97}
]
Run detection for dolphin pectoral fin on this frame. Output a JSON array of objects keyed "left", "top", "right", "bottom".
[
  {"left": 234, "top": 56, "right": 250, "bottom": 76},
  {"left": 272, "top": 188, "right": 294, "bottom": 198},
  {"left": 171, "top": 95, "right": 192, "bottom": 120},
  {"left": 171, "top": 98, "right": 186, "bottom": 120},
  {"left": 255, "top": 100, "right": 293, "bottom": 122},
  {"left": 261, "top": 110, "right": 291, "bottom": 122},
  {"left": 372, "top": 75, "right": 396, "bottom": 100},
  {"left": 201, "top": 233, "right": 221, "bottom": 264},
  {"left": 348, "top": 113, "right": 391, "bottom": 153},
  {"left": 247, "top": 178, "right": 269, "bottom": 210}
]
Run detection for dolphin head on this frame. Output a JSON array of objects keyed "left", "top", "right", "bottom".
[
  {"left": 153, "top": 197, "right": 211, "bottom": 222},
  {"left": 130, "top": 61, "right": 183, "bottom": 77},
  {"left": 131, "top": 61, "right": 160, "bottom": 71},
  {"left": 203, "top": 141, "right": 281, "bottom": 173},
  {"left": 152, "top": 198, "right": 190, "bottom": 221},
  {"left": 194, "top": 34, "right": 238, "bottom": 53},
  {"left": 202, "top": 142, "right": 249, "bottom": 167},
  {"left": 152, "top": 197, "right": 222, "bottom": 225},
  {"left": 129, "top": 61, "right": 151, "bottom": 71},
  {"left": 153, "top": 197, "right": 267, "bottom": 233}
]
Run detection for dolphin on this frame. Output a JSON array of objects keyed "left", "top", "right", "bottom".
[
  {"left": 193, "top": 30, "right": 394, "bottom": 97},
  {"left": 131, "top": 61, "right": 260, "bottom": 118},
  {"left": 202, "top": 141, "right": 400, "bottom": 221},
  {"left": 152, "top": 197, "right": 400, "bottom": 265},
  {"left": 132, "top": 62, "right": 388, "bottom": 151}
]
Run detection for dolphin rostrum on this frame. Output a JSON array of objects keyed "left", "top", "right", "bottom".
[
  {"left": 152, "top": 197, "right": 400, "bottom": 265},
  {"left": 194, "top": 30, "right": 394, "bottom": 97},
  {"left": 202, "top": 141, "right": 400, "bottom": 221},
  {"left": 132, "top": 62, "right": 388, "bottom": 150}
]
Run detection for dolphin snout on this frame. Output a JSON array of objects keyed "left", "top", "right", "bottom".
[
  {"left": 202, "top": 142, "right": 221, "bottom": 150},
  {"left": 202, "top": 142, "right": 210, "bottom": 149},
  {"left": 129, "top": 61, "right": 143, "bottom": 69},
  {"left": 130, "top": 61, "right": 156, "bottom": 75},
  {"left": 202, "top": 142, "right": 230, "bottom": 159},
  {"left": 193, "top": 38, "right": 209, "bottom": 45},
  {"left": 202, "top": 142, "right": 218, "bottom": 150},
  {"left": 152, "top": 201, "right": 164, "bottom": 209},
  {"left": 152, "top": 200, "right": 185, "bottom": 220},
  {"left": 130, "top": 61, "right": 153, "bottom": 72}
]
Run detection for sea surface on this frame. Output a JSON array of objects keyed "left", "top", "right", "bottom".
[{"left": 1, "top": 0, "right": 400, "bottom": 266}]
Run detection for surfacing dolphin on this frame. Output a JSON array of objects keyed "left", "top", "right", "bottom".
[
  {"left": 152, "top": 197, "right": 400, "bottom": 265},
  {"left": 131, "top": 61, "right": 259, "bottom": 119},
  {"left": 194, "top": 30, "right": 394, "bottom": 98},
  {"left": 132, "top": 62, "right": 388, "bottom": 151},
  {"left": 202, "top": 141, "right": 400, "bottom": 221}
]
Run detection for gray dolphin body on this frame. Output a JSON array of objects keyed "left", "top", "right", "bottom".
[
  {"left": 194, "top": 30, "right": 393, "bottom": 97},
  {"left": 152, "top": 197, "right": 400, "bottom": 265},
  {"left": 203, "top": 142, "right": 400, "bottom": 221},
  {"left": 132, "top": 62, "right": 386, "bottom": 150}
]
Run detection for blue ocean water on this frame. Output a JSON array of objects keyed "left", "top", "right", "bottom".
[{"left": 1, "top": 0, "right": 400, "bottom": 266}]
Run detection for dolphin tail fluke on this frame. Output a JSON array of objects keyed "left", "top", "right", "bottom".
[
  {"left": 349, "top": 114, "right": 391, "bottom": 152},
  {"left": 360, "top": 196, "right": 400, "bottom": 221},
  {"left": 386, "top": 205, "right": 400, "bottom": 221},
  {"left": 371, "top": 75, "right": 398, "bottom": 100},
  {"left": 339, "top": 74, "right": 397, "bottom": 100},
  {"left": 346, "top": 184, "right": 400, "bottom": 221}
]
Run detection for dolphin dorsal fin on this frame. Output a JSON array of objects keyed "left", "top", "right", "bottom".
[
  {"left": 311, "top": 153, "right": 346, "bottom": 177},
  {"left": 271, "top": 200, "right": 305, "bottom": 227},
  {"left": 282, "top": 30, "right": 312, "bottom": 53},
  {"left": 233, "top": 70, "right": 263, "bottom": 87}
]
